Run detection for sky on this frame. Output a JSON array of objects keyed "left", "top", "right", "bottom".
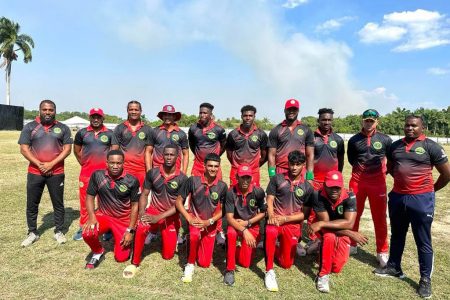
[{"left": 1, "top": 0, "right": 449, "bottom": 121}]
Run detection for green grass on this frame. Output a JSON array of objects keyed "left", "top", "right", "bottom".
[{"left": 0, "top": 130, "right": 449, "bottom": 299}]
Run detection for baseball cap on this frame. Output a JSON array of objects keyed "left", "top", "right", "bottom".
[
  {"left": 157, "top": 104, "right": 182, "bottom": 121},
  {"left": 237, "top": 165, "right": 253, "bottom": 177},
  {"left": 362, "top": 109, "right": 379, "bottom": 120},
  {"left": 285, "top": 98, "right": 300, "bottom": 110},
  {"left": 89, "top": 108, "right": 104, "bottom": 117},
  {"left": 324, "top": 170, "right": 343, "bottom": 188}
]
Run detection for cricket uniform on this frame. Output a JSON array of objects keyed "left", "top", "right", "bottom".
[
  {"left": 18, "top": 117, "right": 73, "bottom": 234},
  {"left": 82, "top": 170, "right": 140, "bottom": 262},
  {"left": 114, "top": 121, "right": 152, "bottom": 186},
  {"left": 132, "top": 167, "right": 188, "bottom": 263},
  {"left": 179, "top": 175, "right": 228, "bottom": 267},
  {"left": 226, "top": 125, "right": 268, "bottom": 186},
  {"left": 74, "top": 125, "right": 117, "bottom": 225},
  {"left": 386, "top": 135, "right": 448, "bottom": 278},
  {"left": 268, "top": 120, "right": 314, "bottom": 174},
  {"left": 149, "top": 124, "right": 188, "bottom": 171},
  {"left": 225, "top": 184, "right": 266, "bottom": 271},
  {"left": 312, "top": 189, "right": 356, "bottom": 276},
  {"left": 265, "top": 173, "right": 314, "bottom": 270},
  {"left": 347, "top": 130, "right": 392, "bottom": 253}
]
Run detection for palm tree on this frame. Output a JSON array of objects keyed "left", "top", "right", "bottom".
[{"left": 0, "top": 17, "right": 34, "bottom": 105}]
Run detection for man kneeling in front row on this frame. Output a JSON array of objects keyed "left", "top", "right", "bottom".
[
  {"left": 308, "top": 170, "right": 368, "bottom": 293},
  {"left": 82, "top": 150, "right": 140, "bottom": 268}
]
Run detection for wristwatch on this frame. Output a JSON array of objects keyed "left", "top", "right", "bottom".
[
  {"left": 126, "top": 228, "right": 135, "bottom": 234},
  {"left": 209, "top": 218, "right": 215, "bottom": 225}
]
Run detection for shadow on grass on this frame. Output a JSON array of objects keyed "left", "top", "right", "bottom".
[
  {"left": 37, "top": 207, "right": 79, "bottom": 235},
  {"left": 352, "top": 247, "right": 378, "bottom": 268},
  {"left": 295, "top": 253, "right": 318, "bottom": 281}
]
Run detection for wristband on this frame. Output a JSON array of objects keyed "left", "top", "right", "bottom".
[
  {"left": 268, "top": 167, "right": 276, "bottom": 177},
  {"left": 241, "top": 227, "right": 248, "bottom": 233},
  {"left": 305, "top": 171, "right": 314, "bottom": 180}
]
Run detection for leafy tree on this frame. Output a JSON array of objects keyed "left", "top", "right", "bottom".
[{"left": 0, "top": 17, "right": 34, "bottom": 105}]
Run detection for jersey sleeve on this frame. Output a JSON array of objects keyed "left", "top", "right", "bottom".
[
  {"left": 62, "top": 125, "right": 73, "bottom": 144},
  {"left": 347, "top": 136, "right": 356, "bottom": 166},
  {"left": 260, "top": 130, "right": 269, "bottom": 150},
  {"left": 74, "top": 129, "right": 83, "bottom": 146},
  {"left": 18, "top": 124, "right": 32, "bottom": 145},
  {"left": 113, "top": 124, "right": 124, "bottom": 146},
  {"left": 220, "top": 182, "right": 228, "bottom": 203},
  {"left": 311, "top": 192, "right": 326, "bottom": 212},
  {"left": 344, "top": 192, "right": 357, "bottom": 212},
  {"left": 188, "top": 126, "right": 196, "bottom": 153},
  {"left": 143, "top": 169, "right": 154, "bottom": 190},
  {"left": 337, "top": 135, "right": 345, "bottom": 156},
  {"left": 218, "top": 126, "right": 227, "bottom": 143},
  {"left": 255, "top": 187, "right": 267, "bottom": 212},
  {"left": 129, "top": 177, "right": 141, "bottom": 202},
  {"left": 266, "top": 176, "right": 277, "bottom": 196},
  {"left": 145, "top": 126, "right": 153, "bottom": 146},
  {"left": 267, "top": 127, "right": 278, "bottom": 149},
  {"left": 305, "top": 127, "right": 315, "bottom": 147},
  {"left": 225, "top": 189, "right": 236, "bottom": 214},
  {"left": 427, "top": 140, "right": 448, "bottom": 165},
  {"left": 86, "top": 172, "right": 99, "bottom": 196},
  {"left": 303, "top": 182, "right": 315, "bottom": 207},
  {"left": 148, "top": 127, "right": 156, "bottom": 146},
  {"left": 179, "top": 176, "right": 193, "bottom": 199},
  {"left": 179, "top": 131, "right": 189, "bottom": 149},
  {"left": 109, "top": 130, "right": 118, "bottom": 146},
  {"left": 226, "top": 132, "right": 236, "bottom": 151}
]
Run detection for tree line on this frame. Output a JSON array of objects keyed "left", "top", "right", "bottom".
[{"left": 25, "top": 106, "right": 450, "bottom": 136}]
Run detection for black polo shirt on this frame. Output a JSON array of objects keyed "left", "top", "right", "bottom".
[
  {"left": 312, "top": 189, "right": 356, "bottom": 221},
  {"left": 87, "top": 170, "right": 141, "bottom": 221},
  {"left": 314, "top": 129, "right": 344, "bottom": 183},
  {"left": 226, "top": 125, "right": 268, "bottom": 169},
  {"left": 225, "top": 184, "right": 266, "bottom": 220},
  {"left": 148, "top": 124, "right": 188, "bottom": 170}
]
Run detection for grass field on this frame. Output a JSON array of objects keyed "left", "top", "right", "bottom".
[{"left": 0, "top": 130, "right": 449, "bottom": 299}]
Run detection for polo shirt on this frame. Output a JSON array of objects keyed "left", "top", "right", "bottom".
[
  {"left": 149, "top": 124, "right": 188, "bottom": 169},
  {"left": 312, "top": 189, "right": 356, "bottom": 221},
  {"left": 226, "top": 125, "right": 268, "bottom": 169},
  {"left": 313, "top": 129, "right": 344, "bottom": 183},
  {"left": 225, "top": 184, "right": 266, "bottom": 220}
]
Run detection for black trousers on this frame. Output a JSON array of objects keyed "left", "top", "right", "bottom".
[{"left": 26, "top": 173, "right": 65, "bottom": 234}]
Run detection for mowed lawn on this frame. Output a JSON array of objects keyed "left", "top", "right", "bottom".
[{"left": 0, "top": 130, "right": 449, "bottom": 299}]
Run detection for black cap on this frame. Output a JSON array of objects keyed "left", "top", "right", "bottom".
[{"left": 362, "top": 109, "right": 379, "bottom": 120}]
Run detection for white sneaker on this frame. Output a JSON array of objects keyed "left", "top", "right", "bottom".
[
  {"left": 316, "top": 275, "right": 330, "bottom": 293},
  {"left": 350, "top": 246, "right": 358, "bottom": 255},
  {"left": 216, "top": 231, "right": 226, "bottom": 246},
  {"left": 377, "top": 252, "right": 389, "bottom": 268},
  {"left": 265, "top": 269, "right": 279, "bottom": 292},
  {"left": 54, "top": 231, "right": 67, "bottom": 244},
  {"left": 296, "top": 243, "right": 306, "bottom": 257},
  {"left": 306, "top": 239, "right": 321, "bottom": 255},
  {"left": 182, "top": 263, "right": 195, "bottom": 283},
  {"left": 21, "top": 232, "right": 39, "bottom": 247},
  {"left": 177, "top": 234, "right": 186, "bottom": 245},
  {"left": 144, "top": 232, "right": 158, "bottom": 245}
]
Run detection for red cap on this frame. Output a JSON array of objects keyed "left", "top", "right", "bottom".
[
  {"left": 324, "top": 170, "right": 343, "bottom": 188},
  {"left": 89, "top": 108, "right": 104, "bottom": 117},
  {"left": 285, "top": 98, "right": 300, "bottom": 110},
  {"left": 157, "top": 104, "right": 181, "bottom": 121},
  {"left": 237, "top": 165, "right": 253, "bottom": 177}
]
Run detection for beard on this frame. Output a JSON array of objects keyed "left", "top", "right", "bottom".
[{"left": 40, "top": 113, "right": 55, "bottom": 125}]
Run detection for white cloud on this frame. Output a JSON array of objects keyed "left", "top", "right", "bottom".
[
  {"left": 315, "top": 16, "right": 356, "bottom": 34},
  {"left": 358, "top": 87, "right": 400, "bottom": 114},
  {"left": 358, "top": 9, "right": 450, "bottom": 52},
  {"left": 427, "top": 67, "right": 450, "bottom": 75},
  {"left": 282, "top": 0, "right": 309, "bottom": 9}
]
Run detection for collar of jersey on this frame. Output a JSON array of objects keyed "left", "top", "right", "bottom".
[
  {"left": 158, "top": 165, "right": 181, "bottom": 183},
  {"left": 200, "top": 173, "right": 220, "bottom": 187},
  {"left": 159, "top": 123, "right": 180, "bottom": 132},
  {"left": 124, "top": 120, "right": 144, "bottom": 133},
  {"left": 234, "top": 183, "right": 254, "bottom": 196},
  {"left": 360, "top": 128, "right": 377, "bottom": 137},
  {"left": 104, "top": 169, "right": 127, "bottom": 181},
  {"left": 35, "top": 116, "right": 58, "bottom": 129},
  {"left": 320, "top": 188, "right": 349, "bottom": 210},
  {"left": 314, "top": 128, "right": 333, "bottom": 137},
  {"left": 197, "top": 120, "right": 216, "bottom": 134},
  {"left": 87, "top": 125, "right": 108, "bottom": 133},
  {"left": 237, "top": 124, "right": 257, "bottom": 137},
  {"left": 281, "top": 119, "right": 301, "bottom": 127}
]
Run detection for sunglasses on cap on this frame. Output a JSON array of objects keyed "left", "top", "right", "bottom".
[{"left": 362, "top": 109, "right": 379, "bottom": 119}]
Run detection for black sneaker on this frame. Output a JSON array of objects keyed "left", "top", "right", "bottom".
[
  {"left": 102, "top": 231, "right": 113, "bottom": 241},
  {"left": 373, "top": 266, "right": 405, "bottom": 278},
  {"left": 85, "top": 253, "right": 105, "bottom": 269},
  {"left": 224, "top": 270, "right": 235, "bottom": 286},
  {"left": 418, "top": 277, "right": 432, "bottom": 299}
]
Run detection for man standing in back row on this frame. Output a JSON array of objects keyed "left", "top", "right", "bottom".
[
  {"left": 18, "top": 99, "right": 73, "bottom": 247},
  {"left": 347, "top": 109, "right": 391, "bottom": 267}
]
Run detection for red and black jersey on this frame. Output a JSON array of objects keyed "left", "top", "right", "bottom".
[
  {"left": 18, "top": 117, "right": 73, "bottom": 175},
  {"left": 149, "top": 124, "right": 188, "bottom": 170},
  {"left": 188, "top": 121, "right": 226, "bottom": 172},
  {"left": 268, "top": 120, "right": 314, "bottom": 170},
  {"left": 114, "top": 121, "right": 152, "bottom": 171},
  {"left": 266, "top": 173, "right": 314, "bottom": 216},
  {"left": 388, "top": 135, "right": 448, "bottom": 194},
  {"left": 143, "top": 166, "right": 188, "bottom": 213},
  {"left": 225, "top": 184, "right": 266, "bottom": 220},
  {"left": 347, "top": 131, "right": 392, "bottom": 183},
  {"left": 179, "top": 175, "right": 228, "bottom": 220},
  {"left": 312, "top": 189, "right": 356, "bottom": 221},
  {"left": 314, "top": 130, "right": 344, "bottom": 183},
  {"left": 226, "top": 125, "right": 268, "bottom": 169},
  {"left": 74, "top": 125, "right": 118, "bottom": 176},
  {"left": 87, "top": 170, "right": 141, "bottom": 221}
]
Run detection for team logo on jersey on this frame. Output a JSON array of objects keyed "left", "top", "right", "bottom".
[
  {"left": 373, "top": 141, "right": 382, "bottom": 150},
  {"left": 415, "top": 147, "right": 425, "bottom": 155},
  {"left": 172, "top": 134, "right": 180, "bottom": 142},
  {"left": 250, "top": 135, "right": 259, "bottom": 142},
  {"left": 53, "top": 127, "right": 62, "bottom": 134},
  {"left": 329, "top": 140, "right": 337, "bottom": 148},
  {"left": 210, "top": 192, "right": 219, "bottom": 201},
  {"left": 100, "top": 135, "right": 109, "bottom": 143},
  {"left": 138, "top": 132, "right": 146, "bottom": 140},
  {"left": 337, "top": 205, "right": 344, "bottom": 215},
  {"left": 169, "top": 181, "right": 178, "bottom": 189},
  {"left": 297, "top": 129, "right": 304, "bottom": 136},
  {"left": 295, "top": 188, "right": 304, "bottom": 197},
  {"left": 249, "top": 198, "right": 256, "bottom": 207},
  {"left": 79, "top": 181, "right": 84, "bottom": 188},
  {"left": 207, "top": 132, "right": 216, "bottom": 140},
  {"left": 118, "top": 184, "right": 128, "bottom": 193}
]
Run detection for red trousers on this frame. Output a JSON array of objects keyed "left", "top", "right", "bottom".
[
  {"left": 226, "top": 225, "right": 260, "bottom": 271},
  {"left": 131, "top": 208, "right": 181, "bottom": 265},
  {"left": 82, "top": 213, "right": 130, "bottom": 262},
  {"left": 78, "top": 175, "right": 90, "bottom": 225},
  {"left": 265, "top": 223, "right": 301, "bottom": 271},
  {"left": 187, "top": 222, "right": 217, "bottom": 267},
  {"left": 229, "top": 166, "right": 260, "bottom": 187},
  {"left": 318, "top": 231, "right": 350, "bottom": 276},
  {"left": 349, "top": 178, "right": 388, "bottom": 253}
]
